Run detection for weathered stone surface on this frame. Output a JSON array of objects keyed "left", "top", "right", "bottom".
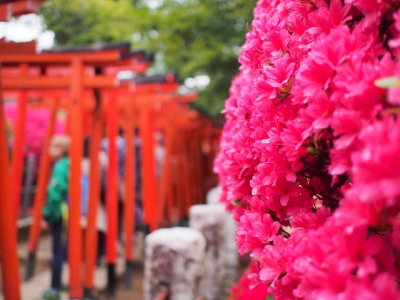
[
  {"left": 206, "top": 186, "right": 239, "bottom": 296},
  {"left": 143, "top": 227, "right": 206, "bottom": 300},
  {"left": 206, "top": 186, "right": 222, "bottom": 205},
  {"left": 189, "top": 204, "right": 226, "bottom": 300}
]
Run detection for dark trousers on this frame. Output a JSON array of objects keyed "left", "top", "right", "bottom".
[
  {"left": 98, "top": 231, "right": 105, "bottom": 258},
  {"left": 50, "top": 220, "right": 66, "bottom": 290}
]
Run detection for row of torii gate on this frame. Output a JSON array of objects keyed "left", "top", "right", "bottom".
[{"left": 0, "top": 3, "right": 221, "bottom": 299}]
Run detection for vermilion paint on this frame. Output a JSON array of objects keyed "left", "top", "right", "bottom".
[{"left": 68, "top": 59, "right": 84, "bottom": 298}]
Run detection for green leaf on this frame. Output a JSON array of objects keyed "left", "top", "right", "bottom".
[
  {"left": 40, "top": 0, "right": 254, "bottom": 116},
  {"left": 374, "top": 76, "right": 400, "bottom": 88},
  {"left": 232, "top": 199, "right": 242, "bottom": 206},
  {"left": 266, "top": 296, "right": 274, "bottom": 300},
  {"left": 307, "top": 147, "right": 320, "bottom": 155}
]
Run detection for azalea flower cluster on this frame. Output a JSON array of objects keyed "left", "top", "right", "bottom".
[
  {"left": 215, "top": 0, "right": 400, "bottom": 298},
  {"left": 5, "top": 104, "right": 66, "bottom": 158}
]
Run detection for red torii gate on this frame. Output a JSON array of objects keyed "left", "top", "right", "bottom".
[
  {"left": 155, "top": 107, "right": 221, "bottom": 224},
  {"left": 105, "top": 88, "right": 198, "bottom": 295},
  {"left": 0, "top": 76, "right": 20, "bottom": 300},
  {"left": 0, "top": 1, "right": 50, "bottom": 299},
  {"left": 1, "top": 41, "right": 155, "bottom": 298},
  {"left": 2, "top": 44, "right": 201, "bottom": 296},
  {"left": 1, "top": 8, "right": 221, "bottom": 299},
  {"left": 91, "top": 84, "right": 197, "bottom": 296},
  {"left": 0, "top": 0, "right": 46, "bottom": 21}
]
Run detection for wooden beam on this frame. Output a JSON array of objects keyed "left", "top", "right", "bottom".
[
  {"left": 11, "top": 64, "right": 29, "bottom": 220},
  {"left": 141, "top": 108, "right": 158, "bottom": 231},
  {"left": 123, "top": 90, "right": 136, "bottom": 288},
  {"left": 0, "top": 0, "right": 36, "bottom": 3},
  {"left": 0, "top": 40, "right": 37, "bottom": 54},
  {"left": 105, "top": 90, "right": 119, "bottom": 264},
  {"left": 0, "top": 51, "right": 121, "bottom": 65},
  {"left": 103, "top": 61, "right": 151, "bottom": 75},
  {"left": 0, "top": 71, "right": 21, "bottom": 300},
  {"left": 130, "top": 83, "right": 180, "bottom": 94},
  {"left": 11, "top": 91, "right": 27, "bottom": 220},
  {"left": 68, "top": 59, "right": 84, "bottom": 298},
  {"left": 2, "top": 75, "right": 118, "bottom": 89},
  {"left": 105, "top": 90, "right": 119, "bottom": 296},
  {"left": 11, "top": 0, "right": 43, "bottom": 17},
  {"left": 0, "top": 3, "right": 11, "bottom": 21},
  {"left": 84, "top": 97, "right": 103, "bottom": 293}
]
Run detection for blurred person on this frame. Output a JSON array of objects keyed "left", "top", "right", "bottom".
[
  {"left": 102, "top": 127, "right": 147, "bottom": 235},
  {"left": 133, "top": 127, "right": 144, "bottom": 232},
  {"left": 81, "top": 137, "right": 90, "bottom": 227},
  {"left": 41, "top": 135, "right": 71, "bottom": 300},
  {"left": 154, "top": 130, "right": 165, "bottom": 182}
]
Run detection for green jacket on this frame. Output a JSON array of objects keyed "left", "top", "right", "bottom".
[{"left": 42, "top": 157, "right": 70, "bottom": 224}]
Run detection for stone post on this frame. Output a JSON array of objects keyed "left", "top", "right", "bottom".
[
  {"left": 206, "top": 186, "right": 222, "bottom": 205},
  {"left": 144, "top": 227, "right": 206, "bottom": 300},
  {"left": 206, "top": 186, "right": 239, "bottom": 296},
  {"left": 189, "top": 204, "right": 226, "bottom": 300}
]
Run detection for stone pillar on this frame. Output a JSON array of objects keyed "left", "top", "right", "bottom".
[
  {"left": 206, "top": 186, "right": 222, "bottom": 205},
  {"left": 189, "top": 204, "right": 226, "bottom": 300},
  {"left": 144, "top": 227, "right": 206, "bottom": 300},
  {"left": 206, "top": 186, "right": 239, "bottom": 296}
]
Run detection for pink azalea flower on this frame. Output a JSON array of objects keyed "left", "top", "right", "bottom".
[
  {"left": 237, "top": 211, "right": 280, "bottom": 257},
  {"left": 4, "top": 104, "right": 66, "bottom": 158},
  {"left": 290, "top": 207, "right": 330, "bottom": 234},
  {"left": 263, "top": 55, "right": 296, "bottom": 89},
  {"left": 351, "top": 117, "right": 400, "bottom": 205},
  {"left": 259, "top": 236, "right": 294, "bottom": 283},
  {"left": 215, "top": 0, "right": 400, "bottom": 298}
]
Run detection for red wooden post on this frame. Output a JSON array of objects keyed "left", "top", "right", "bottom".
[
  {"left": 141, "top": 108, "right": 158, "bottom": 232},
  {"left": 123, "top": 109, "right": 135, "bottom": 260},
  {"left": 11, "top": 90, "right": 27, "bottom": 219},
  {"left": 184, "top": 132, "right": 194, "bottom": 208},
  {"left": 165, "top": 129, "right": 178, "bottom": 223},
  {"left": 0, "top": 76, "right": 21, "bottom": 300},
  {"left": 11, "top": 64, "right": 28, "bottom": 220},
  {"left": 181, "top": 134, "right": 192, "bottom": 215},
  {"left": 174, "top": 128, "right": 185, "bottom": 219},
  {"left": 106, "top": 90, "right": 119, "bottom": 296},
  {"left": 174, "top": 132, "right": 189, "bottom": 219},
  {"left": 26, "top": 98, "right": 59, "bottom": 279},
  {"left": 68, "top": 58, "right": 84, "bottom": 298},
  {"left": 158, "top": 126, "right": 174, "bottom": 225},
  {"left": 123, "top": 95, "right": 135, "bottom": 288},
  {"left": 83, "top": 96, "right": 103, "bottom": 295}
]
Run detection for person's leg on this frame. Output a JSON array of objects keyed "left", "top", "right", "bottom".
[
  {"left": 50, "top": 220, "right": 63, "bottom": 291},
  {"left": 118, "top": 197, "right": 123, "bottom": 240},
  {"left": 97, "top": 231, "right": 105, "bottom": 265}
]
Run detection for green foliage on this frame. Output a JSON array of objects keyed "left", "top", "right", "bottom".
[
  {"left": 40, "top": 0, "right": 136, "bottom": 45},
  {"left": 41, "top": 0, "right": 255, "bottom": 115}
]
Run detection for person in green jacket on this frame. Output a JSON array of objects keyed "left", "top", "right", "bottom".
[{"left": 42, "top": 135, "right": 70, "bottom": 300}]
